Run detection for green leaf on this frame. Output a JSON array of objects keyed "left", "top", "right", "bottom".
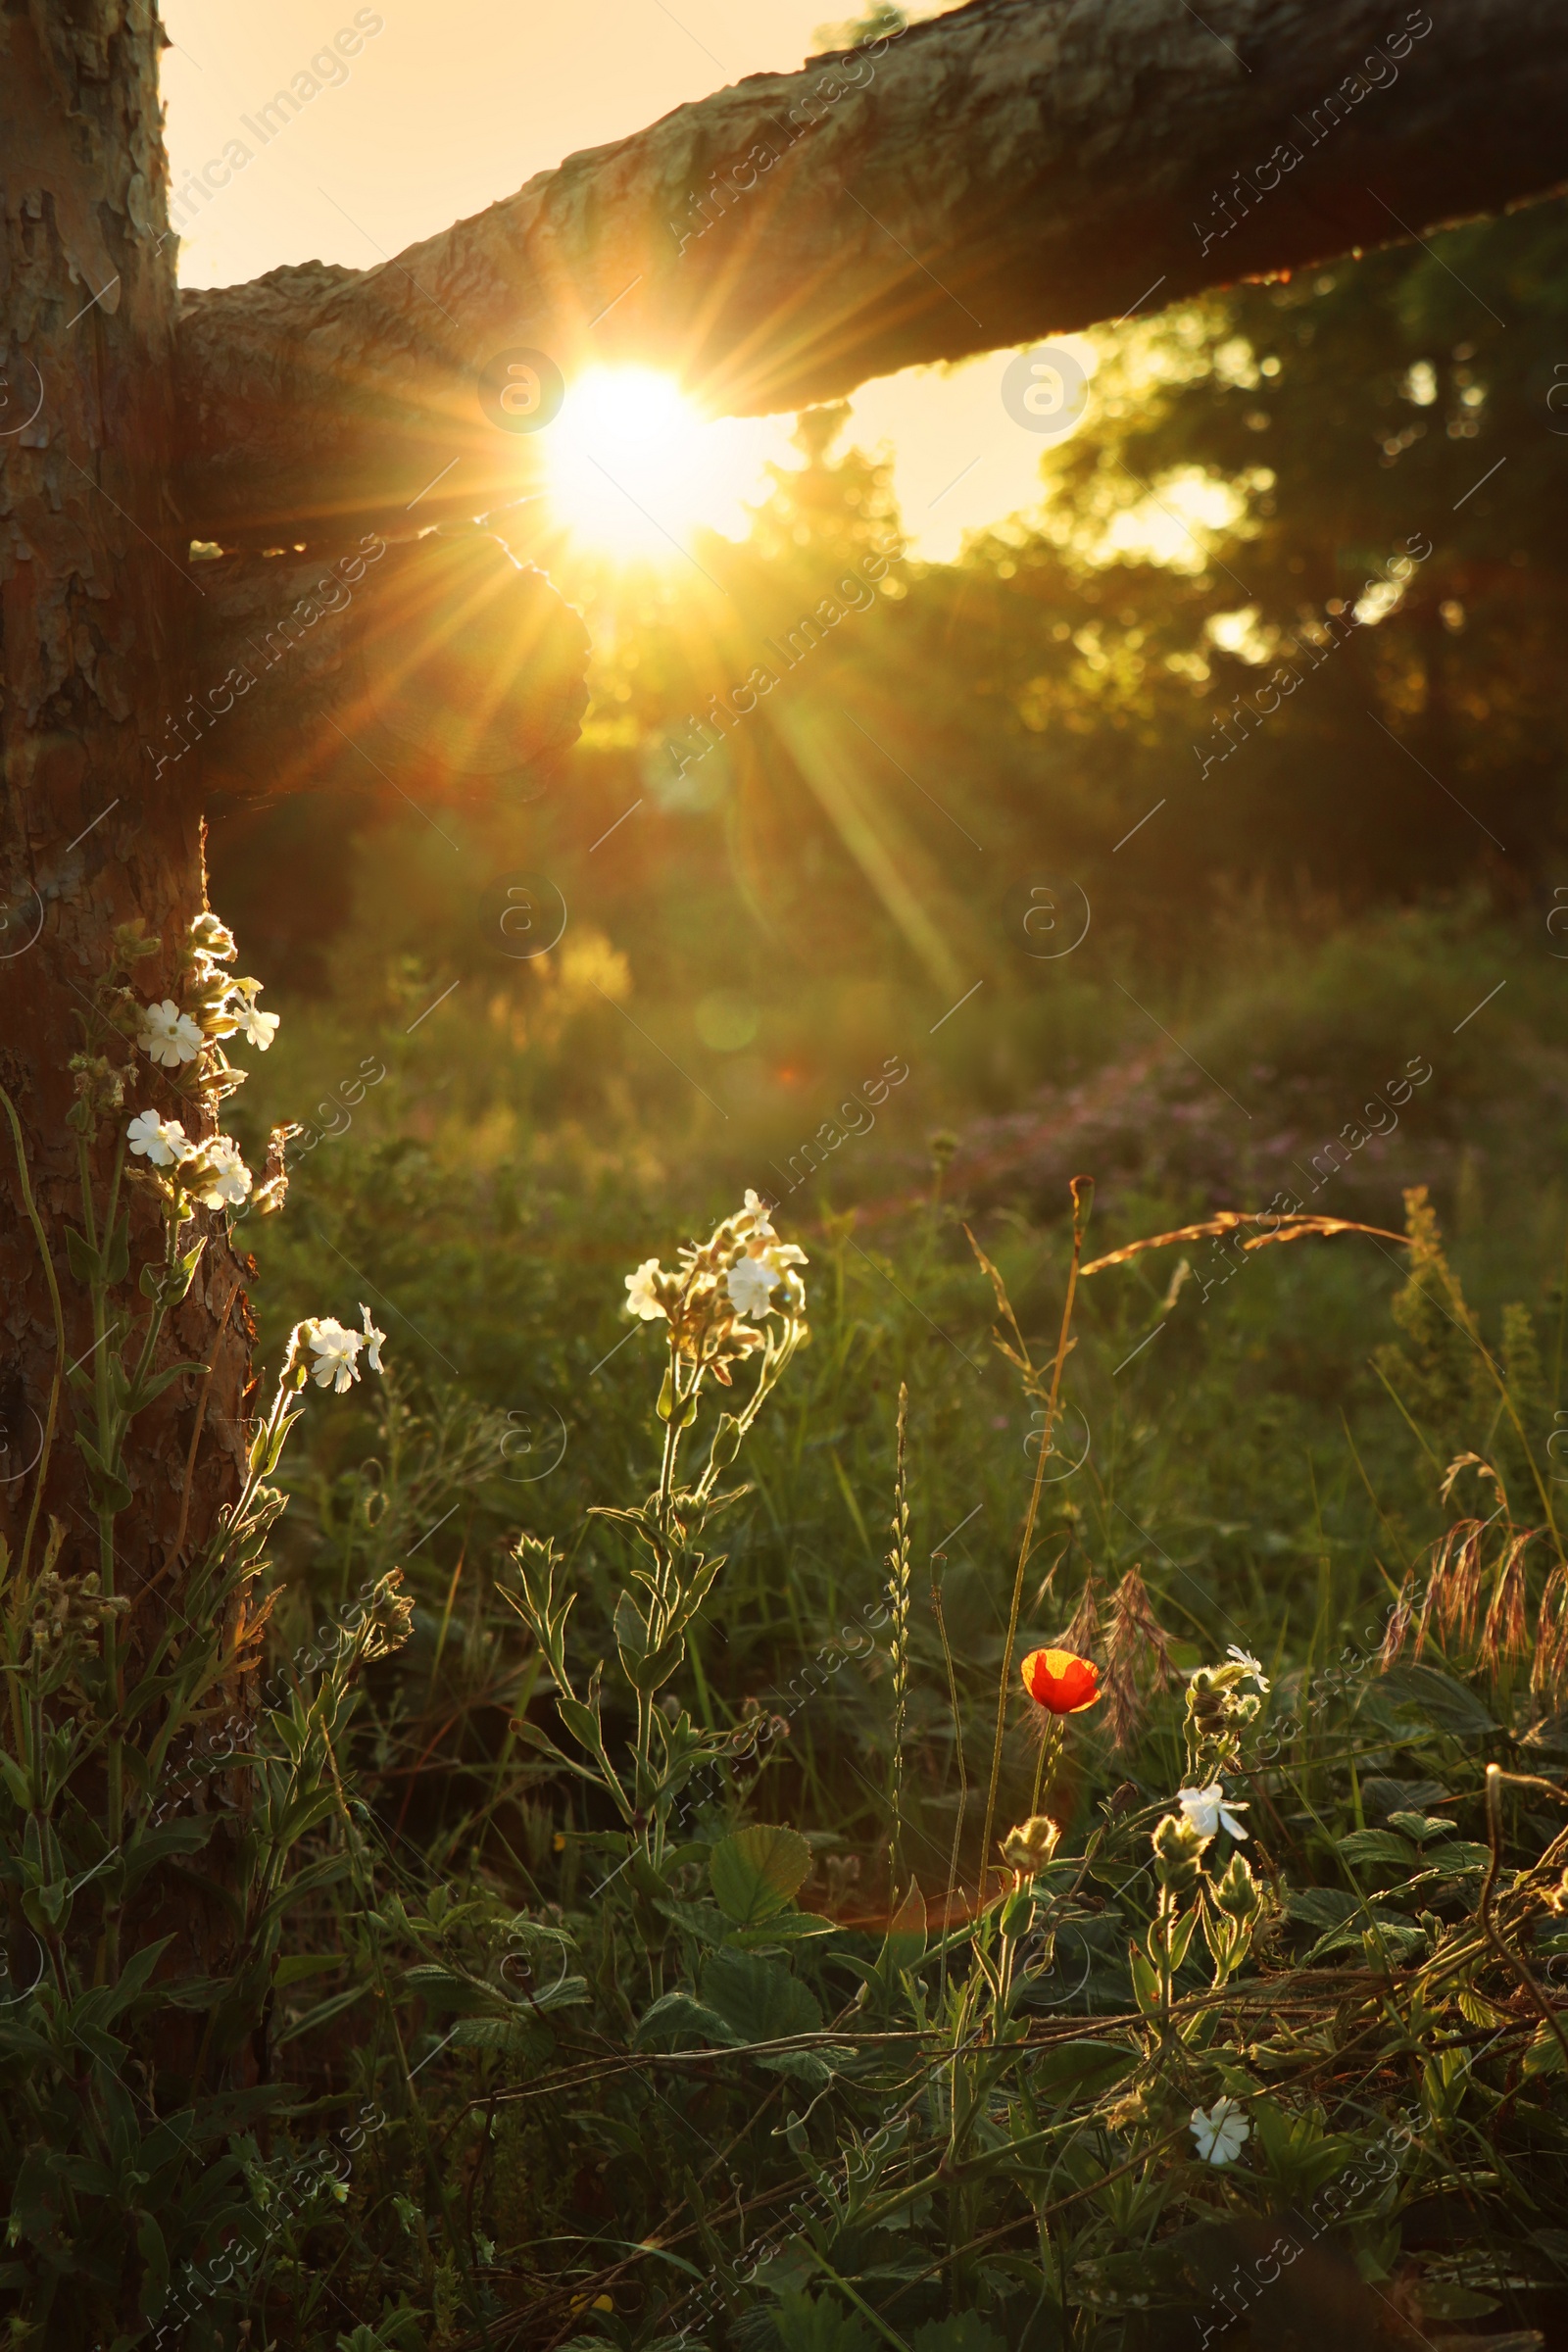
[
  {"left": 709, "top": 1824, "right": 812, "bottom": 1927},
  {"left": 1387, "top": 1811, "right": 1457, "bottom": 1843},
  {"left": 724, "top": 1908, "right": 835, "bottom": 1951},
  {"left": 1381, "top": 1662, "right": 1498, "bottom": 1736},
  {"left": 613, "top": 1587, "right": 649, "bottom": 1669},
  {"left": 136, "top": 2213, "right": 170, "bottom": 2321},
  {"left": 1167, "top": 1904, "right": 1201, "bottom": 1972},
  {"left": 871, "top": 1877, "right": 927, "bottom": 1984},
  {"left": 709, "top": 1412, "right": 743, "bottom": 1469},
  {"left": 1523, "top": 2025, "right": 1567, "bottom": 2080},
  {"left": 1029, "top": 2039, "right": 1138, "bottom": 2105},
  {"left": 636, "top": 1989, "right": 738, "bottom": 2049},
  {"left": 556, "top": 1696, "right": 607, "bottom": 1763},
  {"left": 65, "top": 1227, "right": 100, "bottom": 1286},
  {"left": 105, "top": 1211, "right": 130, "bottom": 1287},
  {"left": 1283, "top": 1886, "right": 1361, "bottom": 1929},
  {"left": 1430, "top": 1841, "right": 1492, "bottom": 1874},
  {"left": 1339, "top": 1830, "right": 1419, "bottom": 1871},
  {"left": 910, "top": 2322, "right": 1008, "bottom": 2352},
  {"left": 402, "top": 1965, "right": 495, "bottom": 2016},
  {"left": 128, "top": 1360, "right": 207, "bottom": 1412},
  {"left": 700, "top": 1948, "right": 822, "bottom": 2044},
  {"left": 273, "top": 1954, "right": 341, "bottom": 1989},
  {"left": 73, "top": 1431, "right": 133, "bottom": 1516},
  {"left": 1128, "top": 1944, "right": 1162, "bottom": 2018},
  {"left": 771, "top": 2288, "right": 874, "bottom": 2352}
]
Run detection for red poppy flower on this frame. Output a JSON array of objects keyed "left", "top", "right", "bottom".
[{"left": 1021, "top": 1647, "right": 1100, "bottom": 1715}]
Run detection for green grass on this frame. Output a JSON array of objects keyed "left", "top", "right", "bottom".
[{"left": 141, "top": 892, "right": 1564, "bottom": 2349}]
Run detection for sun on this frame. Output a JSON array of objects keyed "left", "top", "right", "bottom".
[{"left": 543, "top": 366, "right": 788, "bottom": 565}]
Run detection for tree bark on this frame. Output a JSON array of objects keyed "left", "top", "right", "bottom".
[
  {"left": 173, "top": 0, "right": 1568, "bottom": 549},
  {"left": 1, "top": 4, "right": 249, "bottom": 1600}
]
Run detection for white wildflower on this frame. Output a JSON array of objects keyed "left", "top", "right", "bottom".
[
  {"left": 185, "top": 1138, "right": 253, "bottom": 1209},
  {"left": 740, "top": 1188, "right": 777, "bottom": 1239},
  {"left": 1227, "top": 1644, "right": 1271, "bottom": 1691},
  {"left": 359, "top": 1303, "right": 387, "bottom": 1374},
  {"left": 230, "top": 978, "right": 280, "bottom": 1052},
  {"left": 624, "top": 1258, "right": 669, "bottom": 1321},
  {"left": 726, "top": 1256, "right": 778, "bottom": 1319},
  {"left": 1177, "top": 1783, "right": 1250, "bottom": 1841},
  {"left": 308, "top": 1318, "right": 363, "bottom": 1393},
  {"left": 126, "top": 1109, "right": 191, "bottom": 1167},
  {"left": 1190, "top": 2097, "right": 1250, "bottom": 2166},
  {"left": 762, "top": 1239, "right": 808, "bottom": 1314},
  {"left": 136, "top": 999, "right": 204, "bottom": 1068}
]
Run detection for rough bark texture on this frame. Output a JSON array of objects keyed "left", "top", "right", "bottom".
[
  {"left": 174, "top": 0, "right": 1568, "bottom": 549},
  {"left": 183, "top": 528, "right": 590, "bottom": 806},
  {"left": 0, "top": 5, "right": 248, "bottom": 1699}
]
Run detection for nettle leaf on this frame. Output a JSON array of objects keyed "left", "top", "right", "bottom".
[
  {"left": 1522, "top": 2026, "right": 1567, "bottom": 2081},
  {"left": 637, "top": 1989, "right": 738, "bottom": 2049},
  {"left": 700, "top": 1948, "right": 822, "bottom": 2044},
  {"left": 1339, "top": 1830, "right": 1419, "bottom": 1872},
  {"left": 452, "top": 2017, "right": 555, "bottom": 2070},
  {"left": 1381, "top": 1663, "right": 1498, "bottom": 1737},
  {"left": 771, "top": 2287, "right": 875, "bottom": 2352},
  {"left": 910, "top": 2321, "right": 1008, "bottom": 2352},
  {"left": 1430, "top": 1841, "right": 1492, "bottom": 1875},
  {"left": 709, "top": 1824, "right": 811, "bottom": 1927},
  {"left": 402, "top": 1965, "right": 495, "bottom": 2016},
  {"left": 1309, "top": 1912, "right": 1426, "bottom": 1964},
  {"left": 1388, "top": 1811, "right": 1457, "bottom": 1843},
  {"left": 1283, "top": 1886, "right": 1361, "bottom": 1930},
  {"left": 724, "top": 1909, "right": 835, "bottom": 1952}
]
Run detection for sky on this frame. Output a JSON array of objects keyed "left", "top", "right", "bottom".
[{"left": 158, "top": 0, "right": 1082, "bottom": 561}]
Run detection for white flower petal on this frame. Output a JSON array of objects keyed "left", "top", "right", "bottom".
[
  {"left": 359, "top": 1303, "right": 387, "bottom": 1374},
  {"left": 126, "top": 1110, "right": 191, "bottom": 1167},
  {"left": 726, "top": 1258, "right": 778, "bottom": 1318},
  {"left": 624, "top": 1258, "right": 669, "bottom": 1321}
]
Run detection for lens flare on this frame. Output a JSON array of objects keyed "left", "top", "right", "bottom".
[{"left": 543, "top": 366, "right": 786, "bottom": 564}]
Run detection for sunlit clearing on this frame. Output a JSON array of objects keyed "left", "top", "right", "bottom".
[{"left": 545, "top": 367, "right": 791, "bottom": 564}]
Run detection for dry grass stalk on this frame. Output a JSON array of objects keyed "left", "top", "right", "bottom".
[
  {"left": 1102, "top": 1565, "right": 1176, "bottom": 1751},
  {"left": 1416, "top": 1519, "right": 1487, "bottom": 1657},
  {"left": 1079, "top": 1209, "right": 1409, "bottom": 1280},
  {"left": 1532, "top": 1565, "right": 1568, "bottom": 1711},
  {"left": 1056, "top": 1574, "right": 1101, "bottom": 1664},
  {"left": 1380, "top": 1569, "right": 1419, "bottom": 1670},
  {"left": 1480, "top": 1530, "right": 1536, "bottom": 1676}
]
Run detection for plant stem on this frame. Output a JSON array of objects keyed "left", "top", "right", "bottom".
[
  {"left": 977, "top": 1178, "right": 1092, "bottom": 1906},
  {"left": 0, "top": 1087, "right": 66, "bottom": 1591}
]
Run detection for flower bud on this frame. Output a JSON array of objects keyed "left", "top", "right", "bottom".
[
  {"left": 1152, "top": 1811, "right": 1207, "bottom": 1892},
  {"left": 1002, "top": 1815, "right": 1061, "bottom": 1874},
  {"left": 1213, "top": 1849, "right": 1260, "bottom": 1923}
]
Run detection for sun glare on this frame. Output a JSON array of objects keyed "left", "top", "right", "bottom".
[{"left": 544, "top": 367, "right": 789, "bottom": 565}]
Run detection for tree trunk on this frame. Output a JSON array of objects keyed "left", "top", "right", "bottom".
[
  {"left": 1, "top": 6, "right": 248, "bottom": 1728},
  {"left": 172, "top": 0, "right": 1568, "bottom": 549}
]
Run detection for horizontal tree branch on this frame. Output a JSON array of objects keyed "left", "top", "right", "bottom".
[{"left": 176, "top": 0, "right": 1568, "bottom": 547}]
